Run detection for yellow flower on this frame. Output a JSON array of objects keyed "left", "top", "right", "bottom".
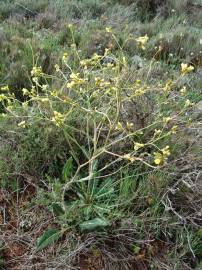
[
  {"left": 32, "top": 77, "right": 39, "bottom": 84},
  {"left": 135, "top": 88, "right": 146, "bottom": 96},
  {"left": 106, "top": 63, "right": 114, "bottom": 68},
  {"left": 80, "top": 59, "right": 88, "bottom": 67},
  {"left": 62, "top": 52, "right": 68, "bottom": 62},
  {"left": 181, "top": 63, "right": 194, "bottom": 75},
  {"left": 171, "top": 125, "right": 178, "bottom": 134},
  {"left": 54, "top": 64, "right": 60, "bottom": 72},
  {"left": 126, "top": 122, "right": 134, "bottom": 130},
  {"left": 163, "top": 80, "right": 173, "bottom": 92},
  {"left": 41, "top": 98, "right": 49, "bottom": 103},
  {"left": 180, "top": 86, "right": 187, "bottom": 95},
  {"left": 104, "top": 48, "right": 110, "bottom": 55},
  {"left": 22, "top": 88, "right": 29, "bottom": 96},
  {"left": 51, "top": 111, "right": 65, "bottom": 127},
  {"left": 30, "top": 86, "right": 36, "bottom": 96},
  {"left": 162, "top": 145, "right": 170, "bottom": 156},
  {"left": 67, "top": 73, "right": 86, "bottom": 88},
  {"left": 115, "top": 121, "right": 123, "bottom": 131},
  {"left": 154, "top": 146, "right": 170, "bottom": 165},
  {"left": 134, "top": 142, "right": 144, "bottom": 151},
  {"left": 0, "top": 94, "right": 7, "bottom": 101},
  {"left": 154, "top": 129, "right": 161, "bottom": 136},
  {"left": 106, "top": 27, "right": 112, "bottom": 33},
  {"left": 18, "top": 121, "right": 26, "bottom": 128},
  {"left": 67, "top": 81, "right": 75, "bottom": 88},
  {"left": 70, "top": 73, "right": 78, "bottom": 80},
  {"left": 163, "top": 117, "right": 171, "bottom": 124},
  {"left": 42, "top": 84, "right": 49, "bottom": 91},
  {"left": 92, "top": 53, "right": 101, "bottom": 61},
  {"left": 154, "top": 152, "right": 163, "bottom": 165},
  {"left": 31, "top": 66, "right": 42, "bottom": 77},
  {"left": 184, "top": 99, "right": 193, "bottom": 107},
  {"left": 50, "top": 89, "right": 58, "bottom": 97},
  {"left": 136, "top": 34, "right": 149, "bottom": 50},
  {"left": 1, "top": 85, "right": 9, "bottom": 91},
  {"left": 123, "top": 154, "right": 135, "bottom": 162},
  {"left": 135, "top": 80, "right": 141, "bottom": 86},
  {"left": 95, "top": 77, "right": 101, "bottom": 85}
]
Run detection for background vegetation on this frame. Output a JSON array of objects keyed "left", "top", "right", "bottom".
[{"left": 0, "top": 0, "right": 202, "bottom": 269}]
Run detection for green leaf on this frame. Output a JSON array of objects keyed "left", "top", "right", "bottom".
[
  {"left": 52, "top": 202, "right": 65, "bottom": 217},
  {"left": 36, "top": 228, "right": 62, "bottom": 251},
  {"left": 62, "top": 157, "right": 73, "bottom": 182},
  {"left": 79, "top": 218, "right": 110, "bottom": 232}
]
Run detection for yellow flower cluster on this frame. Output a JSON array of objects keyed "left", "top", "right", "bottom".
[
  {"left": 154, "top": 146, "right": 170, "bottom": 165},
  {"left": 123, "top": 154, "right": 135, "bottom": 163},
  {"left": 180, "top": 86, "right": 187, "bottom": 95},
  {"left": 171, "top": 125, "right": 178, "bottom": 134},
  {"left": 154, "top": 129, "right": 161, "bottom": 136},
  {"left": 51, "top": 111, "right": 65, "bottom": 127},
  {"left": 181, "top": 63, "right": 194, "bottom": 75},
  {"left": 67, "top": 73, "right": 86, "bottom": 89},
  {"left": 1, "top": 85, "right": 9, "bottom": 91},
  {"left": 134, "top": 142, "right": 144, "bottom": 151},
  {"left": 136, "top": 35, "right": 149, "bottom": 50},
  {"left": 134, "top": 88, "right": 147, "bottom": 96},
  {"left": 163, "top": 80, "right": 173, "bottom": 92},
  {"left": 0, "top": 94, "right": 7, "bottom": 102},
  {"left": 31, "top": 66, "right": 42, "bottom": 77},
  {"left": 184, "top": 99, "right": 194, "bottom": 108},
  {"left": 80, "top": 53, "right": 101, "bottom": 69},
  {"left": 163, "top": 117, "right": 171, "bottom": 124},
  {"left": 95, "top": 77, "right": 110, "bottom": 88}
]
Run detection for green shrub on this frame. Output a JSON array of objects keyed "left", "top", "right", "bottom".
[
  {"left": 0, "top": 29, "right": 194, "bottom": 225},
  {"left": 0, "top": 2, "right": 201, "bottom": 268}
]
